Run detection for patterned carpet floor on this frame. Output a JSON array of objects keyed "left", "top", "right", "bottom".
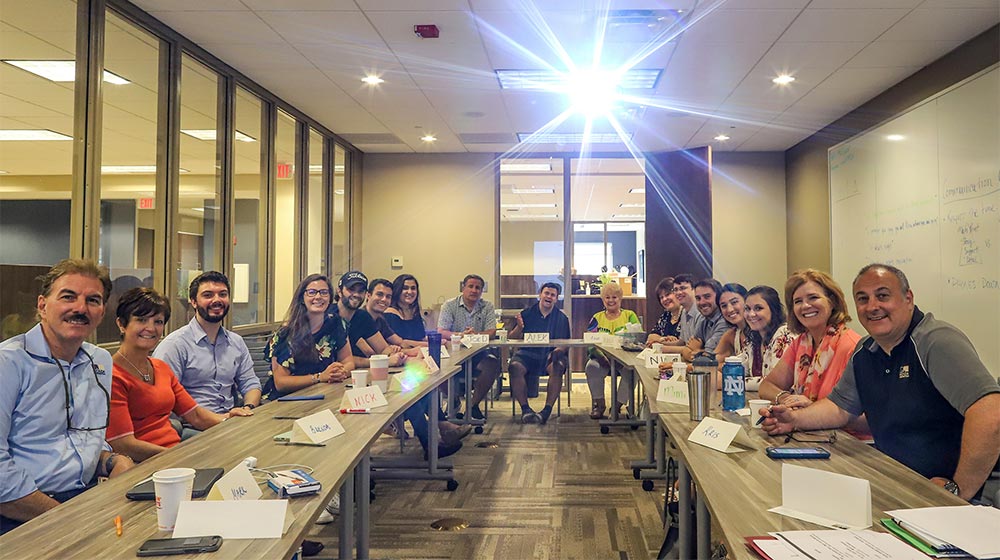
[{"left": 308, "top": 378, "right": 668, "bottom": 559}]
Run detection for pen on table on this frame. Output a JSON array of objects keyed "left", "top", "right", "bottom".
[
  {"left": 755, "top": 405, "right": 772, "bottom": 426},
  {"left": 340, "top": 408, "right": 370, "bottom": 414},
  {"left": 277, "top": 441, "right": 326, "bottom": 447},
  {"left": 272, "top": 415, "right": 303, "bottom": 420},
  {"left": 114, "top": 515, "right": 122, "bottom": 537}
]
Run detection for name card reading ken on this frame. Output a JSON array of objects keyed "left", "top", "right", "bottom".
[
  {"left": 462, "top": 334, "right": 490, "bottom": 346},
  {"left": 342, "top": 385, "right": 389, "bottom": 411},
  {"left": 291, "top": 409, "right": 345, "bottom": 444},
  {"left": 656, "top": 379, "right": 688, "bottom": 406},
  {"left": 208, "top": 462, "right": 262, "bottom": 501},
  {"left": 524, "top": 332, "right": 550, "bottom": 344},
  {"left": 688, "top": 417, "right": 755, "bottom": 453},
  {"left": 583, "top": 332, "right": 606, "bottom": 343},
  {"left": 646, "top": 352, "right": 680, "bottom": 369}
]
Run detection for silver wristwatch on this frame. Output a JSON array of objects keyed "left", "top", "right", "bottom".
[{"left": 942, "top": 479, "right": 960, "bottom": 496}]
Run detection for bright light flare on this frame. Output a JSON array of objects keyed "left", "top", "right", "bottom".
[{"left": 567, "top": 69, "right": 621, "bottom": 117}]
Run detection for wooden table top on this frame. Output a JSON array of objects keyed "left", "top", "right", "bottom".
[
  {"left": 656, "top": 411, "right": 966, "bottom": 560},
  {"left": 0, "top": 361, "right": 462, "bottom": 560}
]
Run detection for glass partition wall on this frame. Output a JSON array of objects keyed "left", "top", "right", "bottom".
[{"left": 0, "top": 0, "right": 359, "bottom": 341}]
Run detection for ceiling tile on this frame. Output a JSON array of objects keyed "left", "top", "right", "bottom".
[
  {"left": 255, "top": 11, "right": 383, "bottom": 45},
  {"left": 242, "top": 0, "right": 358, "bottom": 10},
  {"left": 358, "top": 0, "right": 471, "bottom": 10},
  {"left": 678, "top": 9, "right": 801, "bottom": 44},
  {"left": 131, "top": 0, "right": 247, "bottom": 11},
  {"left": 779, "top": 9, "right": 909, "bottom": 42},
  {"left": 146, "top": 11, "right": 284, "bottom": 44},
  {"left": 879, "top": 8, "right": 1000, "bottom": 42},
  {"left": 845, "top": 40, "right": 964, "bottom": 68}
]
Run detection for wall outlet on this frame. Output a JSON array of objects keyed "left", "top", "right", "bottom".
[{"left": 391, "top": 256, "right": 403, "bottom": 268}]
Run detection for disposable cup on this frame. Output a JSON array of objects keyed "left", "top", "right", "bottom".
[
  {"left": 748, "top": 399, "right": 770, "bottom": 428},
  {"left": 496, "top": 329, "right": 508, "bottom": 342},
  {"left": 450, "top": 334, "right": 462, "bottom": 352},
  {"left": 369, "top": 355, "right": 389, "bottom": 381},
  {"left": 372, "top": 379, "right": 389, "bottom": 393},
  {"left": 671, "top": 362, "right": 688, "bottom": 381},
  {"left": 651, "top": 343, "right": 663, "bottom": 354},
  {"left": 153, "top": 467, "right": 196, "bottom": 531},
  {"left": 351, "top": 369, "right": 369, "bottom": 387}
]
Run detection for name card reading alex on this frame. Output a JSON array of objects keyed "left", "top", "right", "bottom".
[
  {"left": 524, "top": 332, "right": 550, "bottom": 344},
  {"left": 656, "top": 379, "right": 688, "bottom": 406},
  {"left": 342, "top": 385, "right": 389, "bottom": 410},
  {"left": 291, "top": 409, "right": 345, "bottom": 444},
  {"left": 687, "top": 417, "right": 755, "bottom": 453},
  {"left": 462, "top": 334, "right": 490, "bottom": 346},
  {"left": 208, "top": 462, "right": 262, "bottom": 501},
  {"left": 646, "top": 352, "right": 681, "bottom": 369}
]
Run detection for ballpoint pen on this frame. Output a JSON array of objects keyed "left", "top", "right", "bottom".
[
  {"left": 277, "top": 441, "right": 326, "bottom": 447},
  {"left": 755, "top": 405, "right": 772, "bottom": 426}
]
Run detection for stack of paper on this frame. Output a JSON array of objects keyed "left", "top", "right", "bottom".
[
  {"left": 880, "top": 519, "right": 972, "bottom": 558},
  {"left": 886, "top": 506, "right": 1000, "bottom": 560},
  {"left": 746, "top": 530, "right": 926, "bottom": 559}
]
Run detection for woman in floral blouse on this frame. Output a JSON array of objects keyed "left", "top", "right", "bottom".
[
  {"left": 646, "top": 277, "right": 681, "bottom": 345},
  {"left": 266, "top": 274, "right": 355, "bottom": 399},
  {"left": 759, "top": 270, "right": 860, "bottom": 408},
  {"left": 741, "top": 285, "right": 794, "bottom": 391}
]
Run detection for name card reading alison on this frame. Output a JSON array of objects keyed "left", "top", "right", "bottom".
[
  {"left": 291, "top": 409, "right": 345, "bottom": 444},
  {"left": 524, "top": 332, "right": 550, "bottom": 344}
]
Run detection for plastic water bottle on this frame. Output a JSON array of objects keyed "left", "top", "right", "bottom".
[{"left": 722, "top": 356, "right": 746, "bottom": 411}]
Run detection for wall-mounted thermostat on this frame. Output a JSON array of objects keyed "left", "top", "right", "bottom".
[{"left": 391, "top": 256, "right": 403, "bottom": 269}]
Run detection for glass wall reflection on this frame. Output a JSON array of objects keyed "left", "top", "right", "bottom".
[
  {"left": 272, "top": 109, "right": 297, "bottom": 319},
  {"left": 305, "top": 127, "right": 325, "bottom": 275},
  {"left": 232, "top": 86, "right": 265, "bottom": 326}
]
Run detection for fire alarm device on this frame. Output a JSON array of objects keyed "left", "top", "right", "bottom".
[{"left": 414, "top": 24, "right": 439, "bottom": 39}]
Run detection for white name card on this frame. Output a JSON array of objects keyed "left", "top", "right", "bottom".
[
  {"left": 440, "top": 346, "right": 450, "bottom": 358},
  {"left": 770, "top": 464, "right": 872, "bottom": 530},
  {"left": 208, "top": 462, "right": 262, "bottom": 501},
  {"left": 635, "top": 348, "right": 653, "bottom": 362},
  {"left": 423, "top": 353, "right": 440, "bottom": 373},
  {"left": 462, "top": 334, "right": 490, "bottom": 346},
  {"left": 583, "top": 332, "right": 605, "bottom": 343},
  {"left": 342, "top": 385, "right": 389, "bottom": 410},
  {"left": 646, "top": 352, "right": 680, "bottom": 369},
  {"left": 688, "top": 417, "right": 755, "bottom": 453},
  {"left": 656, "top": 379, "right": 689, "bottom": 406},
  {"left": 291, "top": 409, "right": 345, "bottom": 444},
  {"left": 524, "top": 332, "right": 550, "bottom": 344}
]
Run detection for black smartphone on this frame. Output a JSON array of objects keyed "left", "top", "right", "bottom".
[
  {"left": 136, "top": 536, "right": 223, "bottom": 556},
  {"left": 765, "top": 446, "right": 831, "bottom": 459}
]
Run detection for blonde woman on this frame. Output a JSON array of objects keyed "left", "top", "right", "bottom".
[{"left": 584, "top": 282, "right": 640, "bottom": 419}]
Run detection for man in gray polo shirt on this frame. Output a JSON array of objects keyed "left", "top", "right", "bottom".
[
  {"left": 437, "top": 274, "right": 500, "bottom": 420},
  {"left": 762, "top": 264, "right": 1000, "bottom": 501},
  {"left": 154, "top": 271, "right": 261, "bottom": 438}
]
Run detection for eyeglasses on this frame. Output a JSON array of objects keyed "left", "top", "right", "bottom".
[
  {"left": 55, "top": 350, "right": 110, "bottom": 432},
  {"left": 672, "top": 286, "right": 689, "bottom": 293},
  {"left": 785, "top": 430, "right": 837, "bottom": 445},
  {"left": 305, "top": 289, "right": 331, "bottom": 297}
]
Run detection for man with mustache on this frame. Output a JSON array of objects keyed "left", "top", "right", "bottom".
[
  {"left": 154, "top": 271, "right": 261, "bottom": 439},
  {"left": 0, "top": 259, "right": 135, "bottom": 533},
  {"left": 762, "top": 264, "right": 1000, "bottom": 501}
]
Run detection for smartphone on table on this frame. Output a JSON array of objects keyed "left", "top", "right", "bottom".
[
  {"left": 765, "top": 446, "right": 831, "bottom": 459},
  {"left": 136, "top": 536, "right": 223, "bottom": 556}
]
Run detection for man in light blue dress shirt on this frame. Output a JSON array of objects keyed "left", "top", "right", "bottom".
[
  {"left": 154, "top": 271, "right": 261, "bottom": 439},
  {"left": 0, "top": 259, "right": 135, "bottom": 534}
]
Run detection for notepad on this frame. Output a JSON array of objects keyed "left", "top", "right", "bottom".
[{"left": 887, "top": 506, "right": 1000, "bottom": 560}]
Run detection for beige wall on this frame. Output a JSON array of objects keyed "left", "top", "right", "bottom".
[
  {"left": 360, "top": 153, "right": 497, "bottom": 309},
  {"left": 711, "top": 152, "right": 788, "bottom": 291},
  {"left": 785, "top": 25, "right": 998, "bottom": 276},
  {"left": 499, "top": 220, "right": 563, "bottom": 276}
]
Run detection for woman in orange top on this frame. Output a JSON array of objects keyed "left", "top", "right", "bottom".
[
  {"left": 107, "top": 288, "right": 251, "bottom": 462},
  {"left": 758, "top": 269, "right": 862, "bottom": 408}
]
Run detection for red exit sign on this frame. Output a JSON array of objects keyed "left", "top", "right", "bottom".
[
  {"left": 138, "top": 197, "right": 155, "bottom": 210},
  {"left": 277, "top": 163, "right": 292, "bottom": 179}
]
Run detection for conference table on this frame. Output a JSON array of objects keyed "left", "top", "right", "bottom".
[{"left": 0, "top": 357, "right": 465, "bottom": 560}]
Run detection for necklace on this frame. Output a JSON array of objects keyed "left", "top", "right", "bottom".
[{"left": 117, "top": 350, "right": 152, "bottom": 383}]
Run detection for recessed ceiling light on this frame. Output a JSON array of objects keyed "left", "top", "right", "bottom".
[
  {"left": 0, "top": 170, "right": 8, "bottom": 174},
  {"left": 619, "top": 203, "right": 644, "bottom": 208},
  {"left": 334, "top": 189, "right": 345, "bottom": 195},
  {"left": 0, "top": 129, "right": 72, "bottom": 141},
  {"left": 714, "top": 134, "right": 730, "bottom": 141},
  {"left": 517, "top": 132, "right": 628, "bottom": 144},
  {"left": 511, "top": 187, "right": 555, "bottom": 194},
  {"left": 500, "top": 203, "right": 557, "bottom": 208},
  {"left": 886, "top": 134, "right": 905, "bottom": 141},
  {"left": 362, "top": 75, "right": 384, "bottom": 85},
  {"left": 772, "top": 74, "right": 795, "bottom": 85},
  {"left": 629, "top": 187, "right": 645, "bottom": 194},
  {"left": 500, "top": 162, "right": 552, "bottom": 173},
  {"left": 101, "top": 165, "right": 189, "bottom": 174},
  {"left": 421, "top": 134, "right": 437, "bottom": 142},
  {"left": 181, "top": 129, "right": 256, "bottom": 142},
  {"left": 612, "top": 213, "right": 644, "bottom": 218},
  {"left": 308, "top": 164, "right": 322, "bottom": 173},
  {"left": 496, "top": 68, "right": 660, "bottom": 90},
  {"left": 508, "top": 214, "right": 559, "bottom": 220},
  {"left": 2, "top": 60, "right": 129, "bottom": 84}
]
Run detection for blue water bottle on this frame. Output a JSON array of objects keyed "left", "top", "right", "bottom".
[
  {"left": 426, "top": 330, "right": 442, "bottom": 367},
  {"left": 722, "top": 356, "right": 746, "bottom": 411}
]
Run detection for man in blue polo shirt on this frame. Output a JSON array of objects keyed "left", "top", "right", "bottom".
[
  {"left": 0, "top": 259, "right": 135, "bottom": 534},
  {"left": 508, "top": 282, "right": 571, "bottom": 425},
  {"left": 762, "top": 264, "right": 1000, "bottom": 501}
]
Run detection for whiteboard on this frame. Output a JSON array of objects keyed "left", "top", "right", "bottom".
[{"left": 830, "top": 66, "right": 999, "bottom": 375}]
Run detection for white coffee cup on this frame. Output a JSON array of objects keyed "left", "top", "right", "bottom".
[
  {"left": 372, "top": 379, "right": 389, "bottom": 393},
  {"left": 496, "top": 329, "right": 508, "bottom": 342},
  {"left": 450, "top": 334, "right": 462, "bottom": 351},
  {"left": 351, "top": 369, "right": 369, "bottom": 387},
  {"left": 369, "top": 355, "right": 389, "bottom": 382},
  {"left": 152, "top": 467, "right": 196, "bottom": 531},
  {"left": 671, "top": 362, "right": 688, "bottom": 380},
  {"left": 748, "top": 399, "right": 770, "bottom": 428},
  {"left": 651, "top": 342, "right": 663, "bottom": 353}
]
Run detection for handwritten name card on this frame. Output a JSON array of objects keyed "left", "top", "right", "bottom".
[
  {"left": 342, "top": 385, "right": 389, "bottom": 411},
  {"left": 524, "top": 332, "right": 550, "bottom": 344},
  {"left": 291, "top": 409, "right": 345, "bottom": 444},
  {"left": 208, "top": 463, "right": 262, "bottom": 501},
  {"left": 687, "top": 417, "right": 755, "bottom": 453},
  {"left": 656, "top": 379, "right": 689, "bottom": 406},
  {"left": 462, "top": 334, "right": 490, "bottom": 346}
]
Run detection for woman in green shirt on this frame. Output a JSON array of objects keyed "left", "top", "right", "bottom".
[{"left": 585, "top": 282, "right": 640, "bottom": 419}]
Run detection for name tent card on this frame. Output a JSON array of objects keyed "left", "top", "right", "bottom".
[
  {"left": 583, "top": 332, "right": 605, "bottom": 343},
  {"left": 291, "top": 409, "right": 345, "bottom": 444},
  {"left": 770, "top": 464, "right": 872, "bottom": 530},
  {"left": 341, "top": 385, "right": 389, "bottom": 410},
  {"left": 635, "top": 348, "right": 654, "bottom": 361},
  {"left": 646, "top": 352, "right": 680, "bottom": 369},
  {"left": 422, "top": 353, "right": 440, "bottom": 373},
  {"left": 462, "top": 334, "right": 490, "bottom": 346},
  {"left": 656, "top": 379, "right": 689, "bottom": 406},
  {"left": 688, "top": 417, "right": 755, "bottom": 453},
  {"left": 524, "top": 332, "right": 550, "bottom": 344},
  {"left": 207, "top": 463, "right": 261, "bottom": 501},
  {"left": 173, "top": 500, "right": 288, "bottom": 539}
]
